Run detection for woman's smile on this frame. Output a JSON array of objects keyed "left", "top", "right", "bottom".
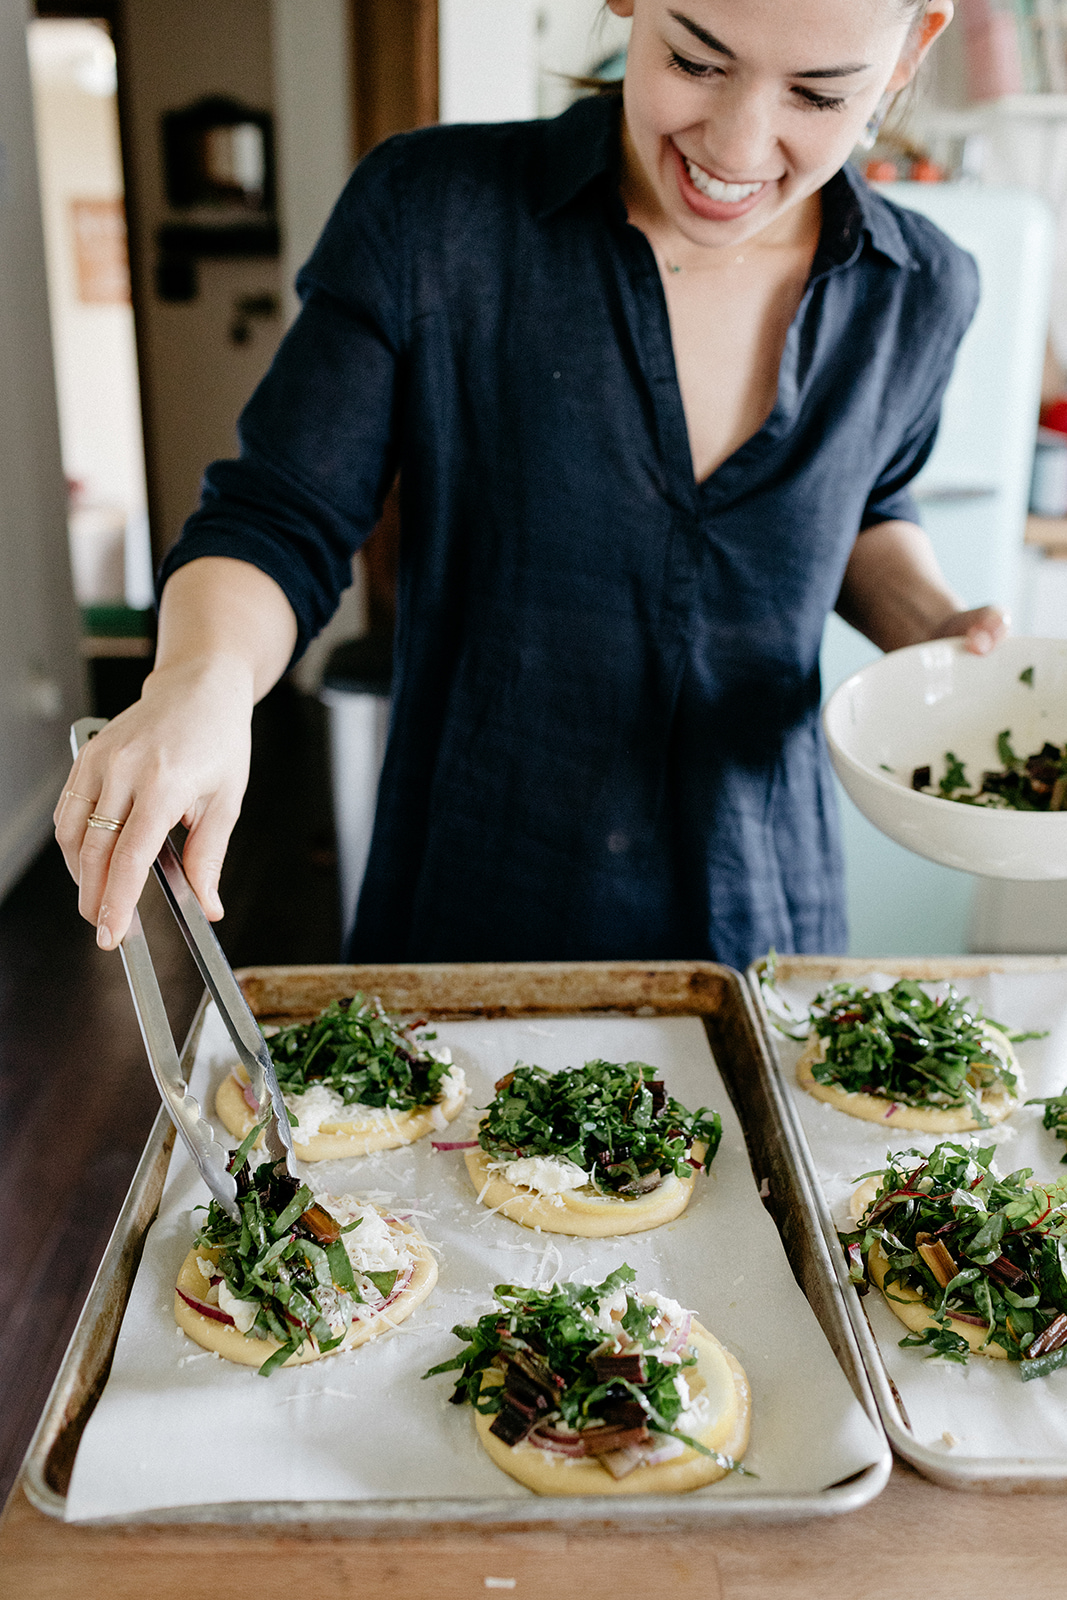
[{"left": 672, "top": 143, "right": 772, "bottom": 221}]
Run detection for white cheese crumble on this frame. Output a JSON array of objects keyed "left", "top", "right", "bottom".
[
  {"left": 643, "top": 1289, "right": 688, "bottom": 1333},
  {"left": 281, "top": 1064, "right": 465, "bottom": 1139},
  {"left": 194, "top": 1254, "right": 217, "bottom": 1285},
  {"left": 217, "top": 1279, "right": 260, "bottom": 1333},
  {"left": 488, "top": 1153, "right": 590, "bottom": 1195},
  {"left": 590, "top": 1285, "right": 629, "bottom": 1333},
  {"left": 677, "top": 1392, "right": 713, "bottom": 1435}
]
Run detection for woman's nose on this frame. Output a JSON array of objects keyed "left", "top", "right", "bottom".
[{"left": 696, "top": 81, "right": 777, "bottom": 178}]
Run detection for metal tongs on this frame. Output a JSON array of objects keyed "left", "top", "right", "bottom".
[{"left": 72, "top": 718, "right": 298, "bottom": 1220}]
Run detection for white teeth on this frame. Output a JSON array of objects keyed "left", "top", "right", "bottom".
[{"left": 684, "top": 157, "right": 763, "bottom": 203}]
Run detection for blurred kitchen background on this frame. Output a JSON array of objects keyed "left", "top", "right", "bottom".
[{"left": 7, "top": 0, "right": 1067, "bottom": 961}]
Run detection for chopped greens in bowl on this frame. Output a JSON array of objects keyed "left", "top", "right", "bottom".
[
  {"left": 267, "top": 992, "right": 451, "bottom": 1111},
  {"left": 476, "top": 1059, "right": 721, "bottom": 1197},
  {"left": 841, "top": 1141, "right": 1067, "bottom": 1377},
  {"left": 912, "top": 732, "right": 1067, "bottom": 811}
]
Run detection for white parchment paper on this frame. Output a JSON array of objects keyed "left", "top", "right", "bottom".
[
  {"left": 65, "top": 1011, "right": 882, "bottom": 1521},
  {"left": 767, "top": 967, "right": 1067, "bottom": 1462}
]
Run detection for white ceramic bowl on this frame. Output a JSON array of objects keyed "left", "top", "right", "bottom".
[{"left": 823, "top": 636, "right": 1067, "bottom": 880}]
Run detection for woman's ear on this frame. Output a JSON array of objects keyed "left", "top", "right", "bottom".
[
  {"left": 606, "top": 0, "right": 635, "bottom": 17},
  {"left": 887, "top": 1, "right": 954, "bottom": 93}
]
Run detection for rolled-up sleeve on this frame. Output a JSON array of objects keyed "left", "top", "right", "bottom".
[{"left": 158, "top": 134, "right": 413, "bottom": 657}]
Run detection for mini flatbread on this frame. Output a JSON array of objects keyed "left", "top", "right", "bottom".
[
  {"left": 174, "top": 1214, "right": 437, "bottom": 1368},
  {"left": 475, "top": 1323, "right": 751, "bottom": 1495},
  {"left": 216, "top": 1063, "right": 467, "bottom": 1161},
  {"left": 867, "top": 1239, "right": 1006, "bottom": 1359},
  {"left": 796, "top": 1025, "right": 1019, "bottom": 1132},
  {"left": 464, "top": 1137, "right": 707, "bottom": 1238}
]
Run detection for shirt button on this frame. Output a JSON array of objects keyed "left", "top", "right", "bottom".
[{"left": 607, "top": 831, "right": 629, "bottom": 854}]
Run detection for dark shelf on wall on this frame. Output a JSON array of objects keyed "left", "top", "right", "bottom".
[{"left": 155, "top": 221, "right": 280, "bottom": 302}]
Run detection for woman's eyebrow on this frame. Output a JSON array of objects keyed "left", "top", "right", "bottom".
[
  {"left": 791, "top": 62, "right": 871, "bottom": 80},
  {"left": 668, "top": 10, "right": 735, "bottom": 58},
  {"left": 667, "top": 11, "right": 869, "bottom": 78}
]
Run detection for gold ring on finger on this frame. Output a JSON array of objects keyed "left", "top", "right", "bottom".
[{"left": 87, "top": 812, "right": 126, "bottom": 832}]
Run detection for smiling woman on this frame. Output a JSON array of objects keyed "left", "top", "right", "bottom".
[{"left": 55, "top": 0, "right": 1006, "bottom": 974}]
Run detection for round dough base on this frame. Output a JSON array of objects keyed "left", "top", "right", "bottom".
[
  {"left": 868, "top": 1240, "right": 1006, "bottom": 1358},
  {"left": 216, "top": 1065, "right": 466, "bottom": 1161},
  {"left": 174, "top": 1218, "right": 437, "bottom": 1367},
  {"left": 796, "top": 1027, "right": 1018, "bottom": 1132},
  {"left": 474, "top": 1323, "right": 750, "bottom": 1495},
  {"left": 464, "top": 1141, "right": 705, "bottom": 1238}
]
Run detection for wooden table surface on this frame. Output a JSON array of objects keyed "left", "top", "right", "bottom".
[{"left": 1, "top": 1461, "right": 1063, "bottom": 1600}]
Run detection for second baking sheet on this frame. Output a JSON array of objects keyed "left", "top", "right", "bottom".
[
  {"left": 64, "top": 1008, "right": 882, "bottom": 1521},
  {"left": 763, "top": 961, "right": 1067, "bottom": 1468}
]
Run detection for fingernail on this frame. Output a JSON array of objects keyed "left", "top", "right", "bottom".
[
  {"left": 973, "top": 629, "right": 993, "bottom": 654},
  {"left": 97, "top": 922, "right": 113, "bottom": 950}
]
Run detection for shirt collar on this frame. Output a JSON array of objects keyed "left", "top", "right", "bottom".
[
  {"left": 814, "top": 162, "right": 915, "bottom": 274},
  {"left": 532, "top": 93, "right": 624, "bottom": 220},
  {"left": 533, "top": 95, "right": 915, "bottom": 274}
]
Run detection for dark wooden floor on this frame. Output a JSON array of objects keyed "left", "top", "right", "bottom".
[{"left": 0, "top": 682, "right": 341, "bottom": 1505}]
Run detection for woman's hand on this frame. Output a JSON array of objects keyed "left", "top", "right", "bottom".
[
  {"left": 926, "top": 602, "right": 1009, "bottom": 656},
  {"left": 54, "top": 657, "right": 255, "bottom": 948},
  {"left": 836, "top": 520, "right": 1010, "bottom": 655},
  {"left": 54, "top": 557, "right": 298, "bottom": 950}
]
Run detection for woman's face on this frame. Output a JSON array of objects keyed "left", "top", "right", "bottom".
[{"left": 608, "top": 0, "right": 950, "bottom": 249}]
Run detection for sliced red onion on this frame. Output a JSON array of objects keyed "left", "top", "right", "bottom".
[
  {"left": 883, "top": 1103, "right": 901, "bottom": 1120},
  {"left": 431, "top": 1139, "right": 480, "bottom": 1151},
  {"left": 176, "top": 1287, "right": 236, "bottom": 1327},
  {"left": 241, "top": 1079, "right": 260, "bottom": 1112},
  {"left": 666, "top": 1312, "right": 692, "bottom": 1353},
  {"left": 947, "top": 1310, "right": 989, "bottom": 1328},
  {"left": 529, "top": 1426, "right": 587, "bottom": 1457}
]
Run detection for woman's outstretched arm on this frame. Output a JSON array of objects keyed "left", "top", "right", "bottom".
[
  {"left": 54, "top": 556, "right": 298, "bottom": 950},
  {"left": 836, "top": 518, "right": 1008, "bottom": 656}
]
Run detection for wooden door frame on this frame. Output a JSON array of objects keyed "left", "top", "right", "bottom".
[
  {"left": 349, "top": 0, "right": 439, "bottom": 159},
  {"left": 348, "top": 0, "right": 439, "bottom": 626}
]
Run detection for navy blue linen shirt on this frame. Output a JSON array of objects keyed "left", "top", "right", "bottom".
[{"left": 161, "top": 95, "right": 979, "bottom": 969}]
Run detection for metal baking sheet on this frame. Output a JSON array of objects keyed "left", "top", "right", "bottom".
[
  {"left": 748, "top": 954, "right": 1067, "bottom": 1493},
  {"left": 22, "top": 962, "right": 889, "bottom": 1528}
]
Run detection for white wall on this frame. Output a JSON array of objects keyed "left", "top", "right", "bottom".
[
  {"left": 119, "top": 0, "right": 284, "bottom": 559},
  {"left": 440, "top": 0, "right": 539, "bottom": 123},
  {"left": 28, "top": 26, "right": 147, "bottom": 524},
  {"left": 0, "top": 0, "right": 85, "bottom": 901},
  {"left": 271, "top": 0, "right": 367, "bottom": 683},
  {"left": 270, "top": 0, "right": 352, "bottom": 325},
  {"left": 439, "top": 0, "right": 629, "bottom": 124},
  {"left": 535, "top": 0, "right": 630, "bottom": 117}
]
